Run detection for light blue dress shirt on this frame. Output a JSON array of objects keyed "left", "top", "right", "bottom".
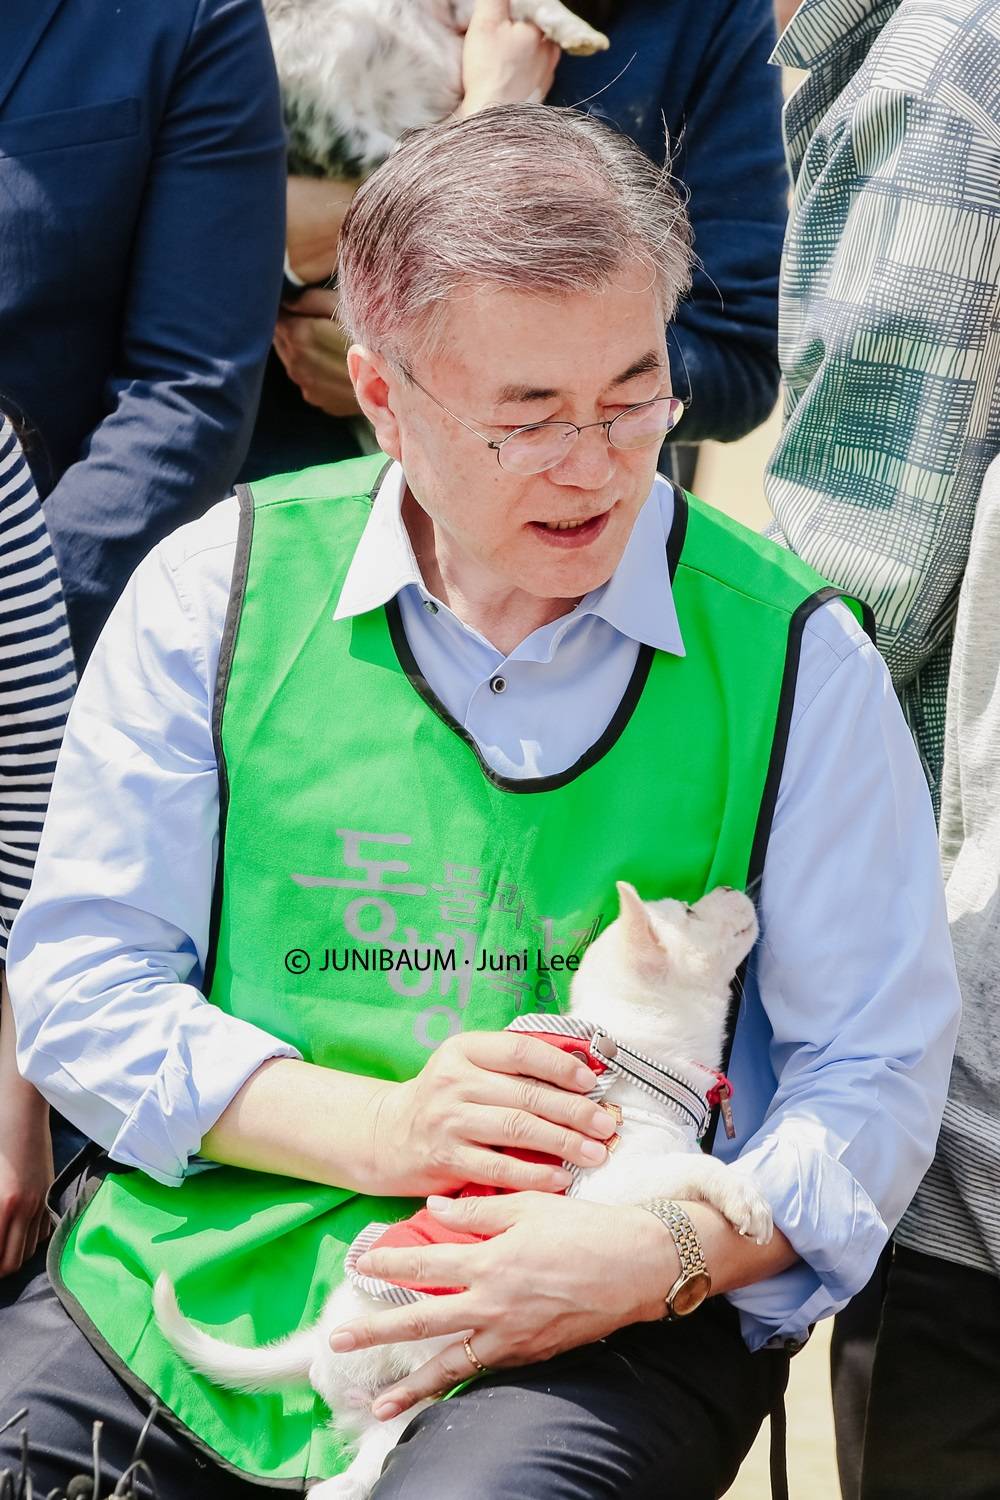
[{"left": 7, "top": 466, "right": 960, "bottom": 1351}]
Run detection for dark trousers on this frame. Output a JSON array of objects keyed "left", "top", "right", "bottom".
[
  {"left": 0, "top": 1268, "right": 787, "bottom": 1499},
  {"left": 861, "top": 1245, "right": 1000, "bottom": 1499}
]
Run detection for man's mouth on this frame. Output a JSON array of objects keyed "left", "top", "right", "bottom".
[{"left": 527, "top": 509, "right": 612, "bottom": 546}]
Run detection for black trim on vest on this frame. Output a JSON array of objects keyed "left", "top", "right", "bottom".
[
  {"left": 46, "top": 1159, "right": 308, "bottom": 1491},
  {"left": 202, "top": 484, "right": 256, "bottom": 998},
  {"left": 379, "top": 486, "right": 689, "bottom": 796},
  {"left": 665, "top": 481, "right": 688, "bottom": 581},
  {"left": 385, "top": 601, "right": 655, "bottom": 796},
  {"left": 203, "top": 461, "right": 394, "bottom": 999},
  {"left": 702, "top": 584, "right": 849, "bottom": 1153}
]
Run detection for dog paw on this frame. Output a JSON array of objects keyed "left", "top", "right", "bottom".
[
  {"left": 719, "top": 1178, "right": 773, "bottom": 1246},
  {"left": 549, "top": 20, "right": 609, "bottom": 54}
]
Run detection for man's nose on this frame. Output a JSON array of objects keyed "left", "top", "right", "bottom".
[{"left": 548, "top": 425, "right": 616, "bottom": 489}]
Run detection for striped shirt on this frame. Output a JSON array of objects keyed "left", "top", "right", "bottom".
[
  {"left": 896, "top": 454, "right": 1000, "bottom": 1274},
  {"left": 766, "top": 0, "right": 1000, "bottom": 812},
  {"left": 0, "top": 414, "right": 75, "bottom": 960}
]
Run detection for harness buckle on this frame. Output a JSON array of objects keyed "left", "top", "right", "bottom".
[{"left": 592, "top": 1031, "right": 619, "bottom": 1061}]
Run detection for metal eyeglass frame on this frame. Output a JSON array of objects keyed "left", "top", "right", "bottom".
[{"left": 399, "top": 366, "right": 686, "bottom": 473}]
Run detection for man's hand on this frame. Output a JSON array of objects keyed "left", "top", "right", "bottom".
[
  {"left": 202, "top": 1033, "right": 614, "bottom": 1200},
  {"left": 273, "top": 289, "right": 360, "bottom": 417},
  {"left": 368, "top": 1031, "right": 616, "bottom": 1198},
  {"left": 285, "top": 175, "right": 360, "bottom": 287},
  {"left": 458, "top": 0, "right": 560, "bottom": 116},
  {"left": 0, "top": 972, "right": 54, "bottom": 1276},
  {"left": 331, "top": 1192, "right": 674, "bottom": 1415},
  {"left": 0, "top": 1094, "right": 54, "bottom": 1277}
]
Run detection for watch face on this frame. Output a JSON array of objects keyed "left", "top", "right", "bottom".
[{"left": 671, "top": 1270, "right": 712, "bottom": 1318}]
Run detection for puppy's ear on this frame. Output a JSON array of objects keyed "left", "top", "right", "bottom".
[{"left": 615, "top": 881, "right": 667, "bottom": 959}]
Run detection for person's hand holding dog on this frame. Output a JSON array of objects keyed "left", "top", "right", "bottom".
[
  {"left": 202, "top": 1032, "right": 615, "bottom": 1200},
  {"left": 367, "top": 1030, "right": 616, "bottom": 1198},
  {"left": 458, "top": 0, "right": 560, "bottom": 116},
  {"left": 333, "top": 1190, "right": 797, "bottom": 1419}
]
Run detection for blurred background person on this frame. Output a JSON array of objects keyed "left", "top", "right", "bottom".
[
  {"left": 860, "top": 452, "right": 1000, "bottom": 1500},
  {"left": 0, "top": 0, "right": 287, "bottom": 669},
  {"left": 766, "top": 0, "right": 1000, "bottom": 814},
  {"left": 765, "top": 1, "right": 1000, "bottom": 1494},
  {"left": 0, "top": 409, "right": 75, "bottom": 1306},
  {"left": 244, "top": 0, "right": 788, "bottom": 490}
]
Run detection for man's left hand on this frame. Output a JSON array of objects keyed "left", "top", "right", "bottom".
[
  {"left": 273, "top": 289, "right": 360, "bottom": 417},
  {"left": 333, "top": 1191, "right": 676, "bottom": 1418}
]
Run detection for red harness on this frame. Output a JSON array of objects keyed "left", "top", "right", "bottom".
[{"left": 366, "top": 1033, "right": 611, "bottom": 1294}]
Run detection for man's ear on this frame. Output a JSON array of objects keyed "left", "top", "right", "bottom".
[
  {"left": 348, "top": 345, "right": 402, "bottom": 460},
  {"left": 615, "top": 881, "right": 667, "bottom": 959}
]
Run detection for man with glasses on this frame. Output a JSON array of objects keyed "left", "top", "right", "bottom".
[{"left": 2, "top": 105, "right": 959, "bottom": 1499}]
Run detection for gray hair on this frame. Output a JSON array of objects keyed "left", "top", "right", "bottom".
[{"left": 337, "top": 103, "right": 692, "bottom": 363}]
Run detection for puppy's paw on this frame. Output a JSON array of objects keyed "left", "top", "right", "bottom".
[
  {"left": 717, "top": 1177, "right": 773, "bottom": 1246},
  {"left": 553, "top": 21, "right": 609, "bottom": 55},
  {"left": 516, "top": 2, "right": 609, "bottom": 54}
]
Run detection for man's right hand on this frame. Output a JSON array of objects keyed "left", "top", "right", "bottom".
[
  {"left": 367, "top": 1031, "right": 615, "bottom": 1198},
  {"left": 457, "top": 0, "right": 560, "bottom": 117},
  {"left": 202, "top": 1033, "right": 614, "bottom": 1199}
]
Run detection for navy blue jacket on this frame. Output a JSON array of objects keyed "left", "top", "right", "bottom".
[
  {"left": 552, "top": 0, "right": 787, "bottom": 444},
  {"left": 0, "top": 0, "right": 287, "bottom": 665}
]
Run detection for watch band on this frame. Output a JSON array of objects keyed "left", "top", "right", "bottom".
[{"left": 642, "top": 1198, "right": 712, "bottom": 1318}]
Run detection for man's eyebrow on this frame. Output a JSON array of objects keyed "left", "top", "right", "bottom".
[
  {"left": 609, "top": 351, "right": 664, "bottom": 386},
  {"left": 492, "top": 352, "right": 663, "bottom": 407}
]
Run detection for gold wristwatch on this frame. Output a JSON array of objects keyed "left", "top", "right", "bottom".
[{"left": 642, "top": 1199, "right": 712, "bottom": 1319}]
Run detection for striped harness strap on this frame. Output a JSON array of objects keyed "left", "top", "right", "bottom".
[{"left": 506, "top": 1013, "right": 734, "bottom": 1143}]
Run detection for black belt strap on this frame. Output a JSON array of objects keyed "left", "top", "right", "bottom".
[{"left": 769, "top": 1386, "right": 789, "bottom": 1500}]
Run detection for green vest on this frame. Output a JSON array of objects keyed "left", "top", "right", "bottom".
[{"left": 50, "top": 455, "right": 866, "bottom": 1487}]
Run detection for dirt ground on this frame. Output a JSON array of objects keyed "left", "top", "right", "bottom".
[
  {"left": 693, "top": 416, "right": 844, "bottom": 1500},
  {"left": 731, "top": 1319, "right": 840, "bottom": 1498}
]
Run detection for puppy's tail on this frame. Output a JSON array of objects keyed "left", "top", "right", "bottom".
[{"left": 153, "top": 1273, "right": 315, "bottom": 1393}]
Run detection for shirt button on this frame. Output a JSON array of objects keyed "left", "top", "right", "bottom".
[
  {"left": 489, "top": 675, "right": 507, "bottom": 695},
  {"left": 422, "top": 599, "right": 439, "bottom": 615}
]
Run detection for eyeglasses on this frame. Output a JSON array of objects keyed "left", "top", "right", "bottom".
[{"left": 401, "top": 368, "right": 685, "bottom": 476}]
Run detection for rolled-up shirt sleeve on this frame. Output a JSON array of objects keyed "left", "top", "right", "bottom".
[
  {"left": 6, "top": 504, "right": 300, "bottom": 1186},
  {"left": 724, "top": 605, "right": 961, "bottom": 1347}
]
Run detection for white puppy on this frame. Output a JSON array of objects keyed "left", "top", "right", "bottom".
[
  {"left": 155, "top": 882, "right": 771, "bottom": 1498},
  {"left": 264, "top": 0, "right": 610, "bottom": 177}
]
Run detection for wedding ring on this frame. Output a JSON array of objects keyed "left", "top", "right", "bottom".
[{"left": 462, "top": 1336, "right": 488, "bottom": 1374}]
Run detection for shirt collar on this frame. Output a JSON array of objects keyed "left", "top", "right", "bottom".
[
  {"left": 333, "top": 460, "right": 685, "bottom": 658},
  {"left": 771, "top": 0, "right": 899, "bottom": 70}
]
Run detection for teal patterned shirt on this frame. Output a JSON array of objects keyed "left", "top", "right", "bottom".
[{"left": 765, "top": 0, "right": 1000, "bottom": 810}]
